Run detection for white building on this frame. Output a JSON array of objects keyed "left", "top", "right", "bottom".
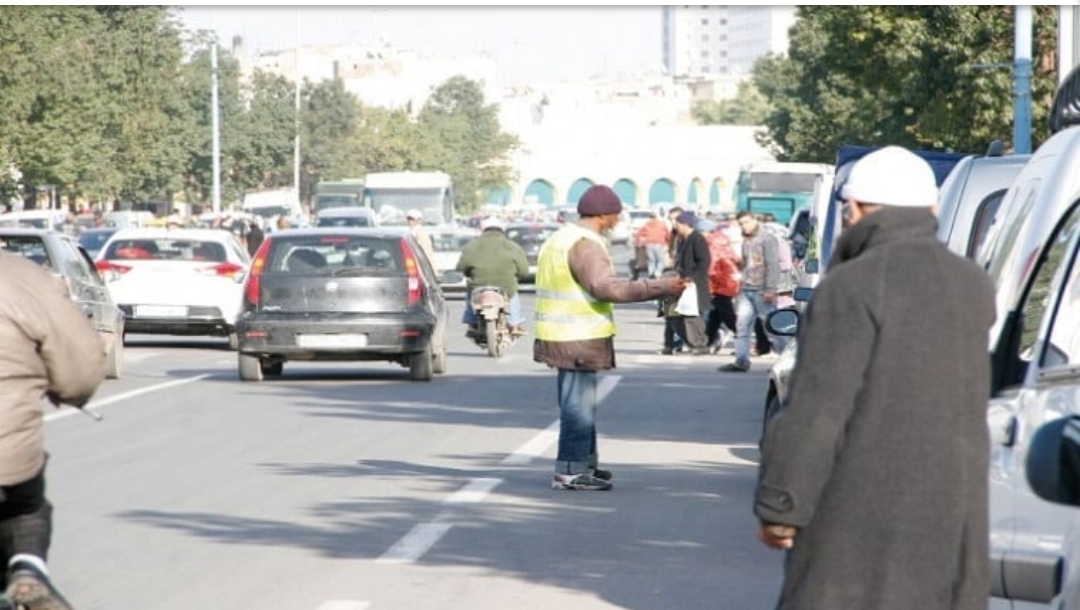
[{"left": 662, "top": 6, "right": 797, "bottom": 78}]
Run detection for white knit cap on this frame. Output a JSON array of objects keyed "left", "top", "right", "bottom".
[
  {"left": 480, "top": 216, "right": 505, "bottom": 231},
  {"left": 839, "top": 145, "right": 938, "bottom": 208}
]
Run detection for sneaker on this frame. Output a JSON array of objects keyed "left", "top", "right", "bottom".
[
  {"left": 718, "top": 360, "right": 750, "bottom": 373},
  {"left": 6, "top": 561, "right": 73, "bottom": 610},
  {"left": 552, "top": 472, "right": 613, "bottom": 491},
  {"left": 591, "top": 467, "right": 613, "bottom": 481}
]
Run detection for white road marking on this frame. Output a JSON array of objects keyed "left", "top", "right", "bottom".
[
  {"left": 45, "top": 374, "right": 213, "bottom": 422},
  {"left": 375, "top": 374, "right": 626, "bottom": 566},
  {"left": 446, "top": 477, "right": 500, "bottom": 503},
  {"left": 314, "top": 602, "right": 370, "bottom": 610},
  {"left": 717, "top": 443, "right": 760, "bottom": 467},
  {"left": 376, "top": 516, "right": 454, "bottom": 564}
]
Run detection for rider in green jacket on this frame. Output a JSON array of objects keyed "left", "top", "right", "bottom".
[{"left": 456, "top": 217, "right": 530, "bottom": 335}]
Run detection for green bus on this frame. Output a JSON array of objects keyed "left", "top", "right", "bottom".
[{"left": 734, "top": 162, "right": 834, "bottom": 225}]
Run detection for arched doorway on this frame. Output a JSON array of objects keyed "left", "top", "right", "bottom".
[
  {"left": 612, "top": 178, "right": 637, "bottom": 205},
  {"left": 649, "top": 178, "right": 676, "bottom": 205},
  {"left": 709, "top": 179, "right": 722, "bottom": 206},
  {"left": 485, "top": 185, "right": 512, "bottom": 205},
  {"left": 524, "top": 179, "right": 555, "bottom": 206},
  {"left": 566, "top": 178, "right": 594, "bottom": 205},
  {"left": 687, "top": 178, "right": 704, "bottom": 205}
]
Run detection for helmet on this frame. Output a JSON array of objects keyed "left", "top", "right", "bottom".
[{"left": 480, "top": 217, "right": 505, "bottom": 231}]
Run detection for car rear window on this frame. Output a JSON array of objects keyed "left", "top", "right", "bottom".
[
  {"left": 507, "top": 226, "right": 558, "bottom": 243},
  {"left": 267, "top": 235, "right": 404, "bottom": 275},
  {"left": 0, "top": 235, "right": 52, "bottom": 268},
  {"left": 103, "top": 238, "right": 228, "bottom": 262},
  {"left": 431, "top": 233, "right": 473, "bottom": 252}
]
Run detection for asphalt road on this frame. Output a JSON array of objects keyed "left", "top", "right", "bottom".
[{"left": 38, "top": 246, "right": 789, "bottom": 610}]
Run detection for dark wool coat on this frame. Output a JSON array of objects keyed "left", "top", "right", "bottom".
[
  {"left": 674, "top": 229, "right": 711, "bottom": 313},
  {"left": 755, "top": 208, "right": 995, "bottom": 610}
]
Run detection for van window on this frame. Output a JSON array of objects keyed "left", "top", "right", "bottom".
[
  {"left": 987, "top": 182, "right": 1039, "bottom": 287},
  {"left": 1039, "top": 206, "right": 1080, "bottom": 369},
  {"left": 965, "top": 190, "right": 1007, "bottom": 259}
]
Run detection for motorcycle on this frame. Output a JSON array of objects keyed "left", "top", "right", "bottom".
[{"left": 468, "top": 285, "right": 514, "bottom": 358}]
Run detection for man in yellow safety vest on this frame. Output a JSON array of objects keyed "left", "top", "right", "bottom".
[{"left": 534, "top": 185, "right": 686, "bottom": 491}]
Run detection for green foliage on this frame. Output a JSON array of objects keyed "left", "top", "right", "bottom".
[
  {"left": 418, "top": 75, "right": 520, "bottom": 214},
  {"left": 755, "top": 6, "right": 1059, "bottom": 162},
  {"left": 691, "top": 80, "right": 773, "bottom": 126}
]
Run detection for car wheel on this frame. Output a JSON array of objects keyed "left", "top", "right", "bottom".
[
  {"left": 432, "top": 343, "right": 448, "bottom": 375},
  {"left": 238, "top": 353, "right": 264, "bottom": 382},
  {"left": 261, "top": 361, "right": 284, "bottom": 377},
  {"left": 227, "top": 330, "right": 240, "bottom": 351},
  {"left": 409, "top": 343, "right": 434, "bottom": 382},
  {"left": 104, "top": 333, "right": 124, "bottom": 380}
]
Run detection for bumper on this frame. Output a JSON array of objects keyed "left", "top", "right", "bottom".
[
  {"left": 118, "top": 304, "right": 234, "bottom": 336},
  {"left": 236, "top": 312, "right": 435, "bottom": 360}
]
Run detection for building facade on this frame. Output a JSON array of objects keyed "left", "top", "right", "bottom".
[{"left": 662, "top": 5, "right": 797, "bottom": 78}]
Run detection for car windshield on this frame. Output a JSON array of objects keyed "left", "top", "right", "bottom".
[
  {"left": 431, "top": 232, "right": 473, "bottom": 252},
  {"left": 0, "top": 235, "right": 52, "bottom": 268},
  {"left": 266, "top": 235, "right": 404, "bottom": 276},
  {"left": 102, "top": 238, "right": 228, "bottom": 262},
  {"left": 78, "top": 230, "right": 116, "bottom": 253}
]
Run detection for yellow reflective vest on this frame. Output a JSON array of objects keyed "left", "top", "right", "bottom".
[{"left": 534, "top": 224, "right": 616, "bottom": 342}]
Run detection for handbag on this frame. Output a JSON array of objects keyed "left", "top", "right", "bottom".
[{"left": 674, "top": 281, "right": 699, "bottom": 317}]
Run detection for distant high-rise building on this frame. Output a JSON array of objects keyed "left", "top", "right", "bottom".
[{"left": 662, "top": 6, "right": 797, "bottom": 78}]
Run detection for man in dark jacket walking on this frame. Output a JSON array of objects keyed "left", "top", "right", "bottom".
[
  {"left": 670, "top": 211, "right": 711, "bottom": 354},
  {"left": 754, "top": 146, "right": 995, "bottom": 610}
]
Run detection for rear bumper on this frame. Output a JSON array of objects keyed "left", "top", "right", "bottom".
[
  {"left": 236, "top": 312, "right": 435, "bottom": 358},
  {"left": 118, "top": 304, "right": 233, "bottom": 336}
]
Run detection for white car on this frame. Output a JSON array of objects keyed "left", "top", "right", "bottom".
[
  {"left": 94, "top": 228, "right": 251, "bottom": 348},
  {"left": 429, "top": 225, "right": 479, "bottom": 292}
]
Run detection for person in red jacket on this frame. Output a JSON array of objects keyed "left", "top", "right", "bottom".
[{"left": 704, "top": 223, "right": 742, "bottom": 352}]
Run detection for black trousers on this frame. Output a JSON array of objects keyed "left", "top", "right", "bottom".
[
  {"left": 705, "top": 294, "right": 737, "bottom": 345},
  {"left": 0, "top": 466, "right": 52, "bottom": 583}
]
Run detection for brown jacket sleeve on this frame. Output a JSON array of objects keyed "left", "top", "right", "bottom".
[{"left": 568, "top": 239, "right": 672, "bottom": 302}]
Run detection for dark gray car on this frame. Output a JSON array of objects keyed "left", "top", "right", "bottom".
[
  {"left": 235, "top": 228, "right": 449, "bottom": 381},
  {"left": 0, "top": 228, "right": 125, "bottom": 379}
]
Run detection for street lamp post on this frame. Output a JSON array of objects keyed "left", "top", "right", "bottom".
[{"left": 211, "top": 38, "right": 222, "bottom": 214}]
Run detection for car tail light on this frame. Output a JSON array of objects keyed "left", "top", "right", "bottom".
[
  {"left": 399, "top": 239, "right": 423, "bottom": 305},
  {"left": 245, "top": 239, "right": 272, "bottom": 307},
  {"left": 94, "top": 260, "right": 131, "bottom": 279},
  {"left": 200, "top": 262, "right": 246, "bottom": 279}
]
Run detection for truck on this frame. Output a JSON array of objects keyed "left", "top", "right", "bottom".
[
  {"left": 242, "top": 187, "right": 302, "bottom": 223},
  {"left": 313, "top": 179, "right": 365, "bottom": 216},
  {"left": 733, "top": 161, "right": 835, "bottom": 226},
  {"left": 362, "top": 171, "right": 455, "bottom": 227}
]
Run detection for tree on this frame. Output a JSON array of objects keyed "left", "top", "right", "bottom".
[
  {"left": 754, "top": 6, "right": 1059, "bottom": 162},
  {"left": 299, "top": 78, "right": 363, "bottom": 204},
  {"left": 418, "top": 75, "right": 519, "bottom": 213},
  {"left": 692, "top": 80, "right": 773, "bottom": 126}
]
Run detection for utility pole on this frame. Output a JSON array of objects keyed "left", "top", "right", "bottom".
[
  {"left": 211, "top": 38, "right": 222, "bottom": 214},
  {"left": 294, "top": 8, "right": 302, "bottom": 211},
  {"left": 1015, "top": 5, "right": 1033, "bottom": 154}
]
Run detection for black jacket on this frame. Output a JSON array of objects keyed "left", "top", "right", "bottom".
[{"left": 674, "top": 229, "right": 711, "bottom": 313}]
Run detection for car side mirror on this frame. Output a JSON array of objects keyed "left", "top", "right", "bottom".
[
  {"left": 1026, "top": 416, "right": 1080, "bottom": 506},
  {"left": 441, "top": 270, "right": 465, "bottom": 285},
  {"left": 793, "top": 287, "right": 813, "bottom": 302},
  {"left": 804, "top": 260, "right": 819, "bottom": 274},
  {"left": 765, "top": 309, "right": 799, "bottom": 336}
]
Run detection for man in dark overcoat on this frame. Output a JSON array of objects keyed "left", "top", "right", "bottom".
[
  {"left": 671, "top": 211, "right": 711, "bottom": 354},
  {"left": 754, "top": 145, "right": 996, "bottom": 610}
]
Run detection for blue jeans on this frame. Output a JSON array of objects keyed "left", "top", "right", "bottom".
[
  {"left": 463, "top": 290, "right": 525, "bottom": 326},
  {"left": 645, "top": 243, "right": 667, "bottom": 278},
  {"left": 734, "top": 288, "right": 789, "bottom": 364},
  {"left": 555, "top": 369, "right": 599, "bottom": 475}
]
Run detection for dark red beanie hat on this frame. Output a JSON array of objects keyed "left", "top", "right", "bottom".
[{"left": 577, "top": 185, "right": 623, "bottom": 216}]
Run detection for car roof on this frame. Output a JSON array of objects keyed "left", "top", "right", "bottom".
[{"left": 106, "top": 227, "right": 237, "bottom": 241}]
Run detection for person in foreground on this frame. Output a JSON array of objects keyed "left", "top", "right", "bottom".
[
  {"left": 534, "top": 185, "right": 686, "bottom": 491},
  {"left": 754, "top": 146, "right": 995, "bottom": 610},
  {"left": 0, "top": 250, "right": 106, "bottom": 610}
]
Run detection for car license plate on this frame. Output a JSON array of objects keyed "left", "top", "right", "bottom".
[
  {"left": 135, "top": 305, "right": 188, "bottom": 318},
  {"left": 296, "top": 334, "right": 369, "bottom": 349}
]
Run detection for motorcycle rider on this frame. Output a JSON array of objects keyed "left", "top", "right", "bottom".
[
  {"left": 1, "top": 250, "right": 106, "bottom": 610},
  {"left": 456, "top": 216, "right": 530, "bottom": 336}
]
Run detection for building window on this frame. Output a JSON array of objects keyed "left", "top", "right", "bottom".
[
  {"left": 701, "top": 50, "right": 710, "bottom": 59},
  {"left": 701, "top": 34, "right": 709, "bottom": 42},
  {"left": 701, "top": 18, "right": 709, "bottom": 25}
]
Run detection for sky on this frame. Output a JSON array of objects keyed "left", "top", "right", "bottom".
[{"left": 174, "top": 6, "right": 665, "bottom": 85}]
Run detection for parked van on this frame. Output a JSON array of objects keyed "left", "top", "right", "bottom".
[{"left": 967, "top": 69, "right": 1080, "bottom": 609}]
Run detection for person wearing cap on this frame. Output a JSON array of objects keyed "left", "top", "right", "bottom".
[
  {"left": 405, "top": 209, "right": 437, "bottom": 267},
  {"left": 534, "top": 185, "right": 687, "bottom": 491},
  {"left": 455, "top": 216, "right": 530, "bottom": 335},
  {"left": 753, "top": 146, "right": 995, "bottom": 610},
  {"left": 668, "top": 210, "right": 712, "bottom": 355}
]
